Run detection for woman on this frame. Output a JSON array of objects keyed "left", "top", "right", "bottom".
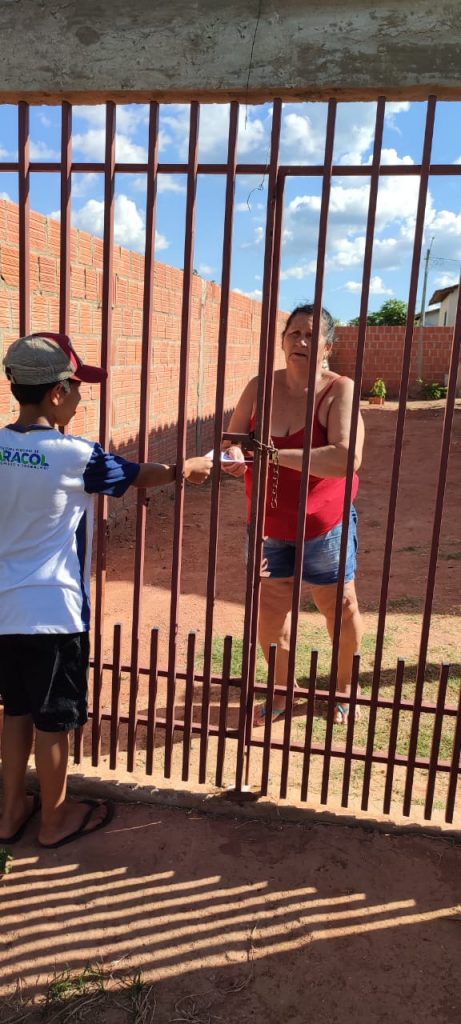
[{"left": 222, "top": 303, "right": 364, "bottom": 725}]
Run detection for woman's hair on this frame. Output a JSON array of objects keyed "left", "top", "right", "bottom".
[
  {"left": 10, "top": 379, "right": 66, "bottom": 406},
  {"left": 283, "top": 303, "right": 336, "bottom": 345}
]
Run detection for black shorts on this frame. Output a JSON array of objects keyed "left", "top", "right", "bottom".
[{"left": 0, "top": 632, "right": 89, "bottom": 732}]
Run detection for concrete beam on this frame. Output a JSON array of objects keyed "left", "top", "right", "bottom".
[{"left": 0, "top": 0, "right": 460, "bottom": 103}]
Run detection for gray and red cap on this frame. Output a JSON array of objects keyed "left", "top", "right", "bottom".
[{"left": 2, "top": 332, "right": 107, "bottom": 385}]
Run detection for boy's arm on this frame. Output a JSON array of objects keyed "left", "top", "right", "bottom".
[
  {"left": 83, "top": 444, "right": 212, "bottom": 497},
  {"left": 133, "top": 456, "right": 212, "bottom": 488}
]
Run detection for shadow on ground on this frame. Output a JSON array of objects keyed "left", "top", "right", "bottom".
[{"left": 1, "top": 800, "right": 460, "bottom": 1023}]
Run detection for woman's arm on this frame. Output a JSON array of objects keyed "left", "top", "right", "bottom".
[
  {"left": 276, "top": 378, "right": 364, "bottom": 478},
  {"left": 221, "top": 377, "right": 258, "bottom": 477}
]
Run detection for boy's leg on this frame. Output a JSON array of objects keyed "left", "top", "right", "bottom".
[
  {"left": 0, "top": 713, "right": 35, "bottom": 839},
  {"left": 35, "top": 729, "right": 108, "bottom": 846}
]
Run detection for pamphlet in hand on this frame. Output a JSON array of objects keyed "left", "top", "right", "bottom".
[{"left": 205, "top": 449, "right": 253, "bottom": 464}]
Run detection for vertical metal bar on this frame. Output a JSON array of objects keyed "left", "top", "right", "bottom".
[
  {"left": 215, "top": 635, "right": 233, "bottom": 788},
  {"left": 199, "top": 102, "right": 239, "bottom": 782},
  {"left": 18, "top": 102, "right": 30, "bottom": 336},
  {"left": 403, "top": 282, "right": 461, "bottom": 814},
  {"left": 109, "top": 624, "right": 122, "bottom": 770},
  {"left": 361, "top": 96, "right": 436, "bottom": 810},
  {"left": 127, "top": 102, "right": 160, "bottom": 771},
  {"left": 73, "top": 725, "right": 83, "bottom": 764},
  {"left": 91, "top": 102, "right": 116, "bottom": 766},
  {"left": 234, "top": 98, "right": 282, "bottom": 792},
  {"left": 341, "top": 653, "right": 360, "bottom": 807},
  {"left": 260, "top": 644, "right": 277, "bottom": 796},
  {"left": 445, "top": 683, "right": 461, "bottom": 824},
  {"left": 182, "top": 632, "right": 197, "bottom": 781},
  {"left": 318, "top": 99, "right": 385, "bottom": 804},
  {"left": 424, "top": 663, "right": 450, "bottom": 820},
  {"left": 164, "top": 102, "right": 200, "bottom": 777},
  {"left": 280, "top": 100, "right": 337, "bottom": 800},
  {"left": 244, "top": 166, "right": 286, "bottom": 786},
  {"left": 145, "top": 628, "right": 159, "bottom": 776},
  {"left": 383, "top": 659, "right": 405, "bottom": 816},
  {"left": 300, "top": 650, "right": 319, "bottom": 802},
  {"left": 59, "top": 102, "right": 72, "bottom": 335}
]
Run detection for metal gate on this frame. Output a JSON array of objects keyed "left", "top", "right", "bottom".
[{"left": 0, "top": 96, "right": 460, "bottom": 824}]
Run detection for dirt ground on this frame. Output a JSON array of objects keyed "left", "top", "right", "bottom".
[
  {"left": 1, "top": 799, "right": 461, "bottom": 1024},
  {"left": 1, "top": 402, "right": 460, "bottom": 1022},
  {"left": 82, "top": 401, "right": 461, "bottom": 822},
  {"left": 99, "top": 400, "right": 461, "bottom": 664}
]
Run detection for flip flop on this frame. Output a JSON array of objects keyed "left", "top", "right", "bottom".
[
  {"left": 38, "top": 799, "right": 114, "bottom": 849},
  {"left": 0, "top": 793, "right": 41, "bottom": 844},
  {"left": 254, "top": 704, "right": 286, "bottom": 725}
]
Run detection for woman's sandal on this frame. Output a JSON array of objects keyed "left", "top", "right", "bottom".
[{"left": 253, "top": 704, "right": 286, "bottom": 726}]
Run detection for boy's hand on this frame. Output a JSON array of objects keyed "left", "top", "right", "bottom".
[{"left": 184, "top": 456, "right": 213, "bottom": 485}]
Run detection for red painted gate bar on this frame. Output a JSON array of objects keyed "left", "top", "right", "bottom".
[{"left": 1, "top": 95, "right": 460, "bottom": 826}]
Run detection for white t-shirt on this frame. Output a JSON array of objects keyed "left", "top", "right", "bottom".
[{"left": 0, "top": 425, "right": 139, "bottom": 634}]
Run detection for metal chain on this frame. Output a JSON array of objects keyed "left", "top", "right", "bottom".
[
  {"left": 245, "top": 432, "right": 280, "bottom": 510},
  {"left": 270, "top": 446, "right": 279, "bottom": 510}
]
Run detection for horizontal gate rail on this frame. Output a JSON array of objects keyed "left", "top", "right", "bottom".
[{"left": 1, "top": 96, "right": 459, "bottom": 826}]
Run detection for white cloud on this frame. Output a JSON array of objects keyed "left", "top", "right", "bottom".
[
  {"left": 161, "top": 103, "right": 269, "bottom": 161},
  {"left": 386, "top": 102, "right": 411, "bottom": 116},
  {"left": 131, "top": 173, "right": 186, "bottom": 194},
  {"left": 434, "top": 272, "right": 458, "bottom": 288},
  {"left": 0, "top": 190, "right": 11, "bottom": 201},
  {"left": 377, "top": 148, "right": 414, "bottom": 166},
  {"left": 72, "top": 172, "right": 99, "bottom": 197},
  {"left": 433, "top": 272, "right": 460, "bottom": 287},
  {"left": 30, "top": 140, "right": 60, "bottom": 160},
  {"left": 233, "top": 287, "right": 262, "bottom": 301},
  {"left": 73, "top": 104, "right": 149, "bottom": 135},
  {"left": 345, "top": 275, "right": 393, "bottom": 295},
  {"left": 241, "top": 225, "right": 264, "bottom": 249},
  {"left": 73, "top": 128, "right": 148, "bottom": 163},
  {"left": 71, "top": 194, "right": 169, "bottom": 253},
  {"left": 235, "top": 201, "right": 251, "bottom": 212},
  {"left": 197, "top": 263, "right": 215, "bottom": 275},
  {"left": 280, "top": 261, "right": 316, "bottom": 281}
]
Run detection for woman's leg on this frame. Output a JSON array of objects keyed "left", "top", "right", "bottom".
[
  {"left": 256, "top": 576, "right": 294, "bottom": 720},
  {"left": 310, "top": 580, "right": 363, "bottom": 723}
]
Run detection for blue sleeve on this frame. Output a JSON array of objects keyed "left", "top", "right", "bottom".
[{"left": 83, "top": 443, "right": 140, "bottom": 497}]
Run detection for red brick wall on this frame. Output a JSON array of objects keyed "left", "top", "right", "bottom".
[
  {"left": 0, "top": 198, "right": 286, "bottom": 461},
  {"left": 1, "top": 199, "right": 456, "bottom": 453},
  {"left": 331, "top": 325, "right": 455, "bottom": 396}
]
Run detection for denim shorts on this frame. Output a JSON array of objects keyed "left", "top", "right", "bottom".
[{"left": 261, "top": 507, "right": 358, "bottom": 586}]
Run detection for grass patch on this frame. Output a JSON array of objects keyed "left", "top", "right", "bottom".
[
  {"left": 387, "top": 596, "right": 422, "bottom": 611},
  {"left": 0, "top": 848, "right": 13, "bottom": 875},
  {"left": 46, "top": 963, "right": 106, "bottom": 1005}
]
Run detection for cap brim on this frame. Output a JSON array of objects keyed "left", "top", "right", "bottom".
[{"left": 72, "top": 363, "right": 108, "bottom": 383}]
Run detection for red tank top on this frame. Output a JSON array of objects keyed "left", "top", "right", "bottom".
[{"left": 244, "top": 380, "right": 359, "bottom": 540}]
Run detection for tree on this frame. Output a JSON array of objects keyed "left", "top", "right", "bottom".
[{"left": 348, "top": 299, "right": 408, "bottom": 326}]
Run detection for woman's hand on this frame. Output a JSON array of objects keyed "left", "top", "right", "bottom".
[
  {"left": 184, "top": 456, "right": 213, "bottom": 484},
  {"left": 221, "top": 445, "right": 247, "bottom": 477}
]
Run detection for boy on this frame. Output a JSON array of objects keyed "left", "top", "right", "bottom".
[{"left": 0, "top": 332, "right": 212, "bottom": 848}]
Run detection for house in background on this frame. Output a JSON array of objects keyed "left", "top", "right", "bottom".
[
  {"left": 414, "top": 301, "right": 441, "bottom": 326},
  {"left": 426, "top": 283, "right": 460, "bottom": 326}
]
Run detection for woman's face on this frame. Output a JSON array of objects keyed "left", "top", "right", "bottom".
[{"left": 282, "top": 314, "right": 330, "bottom": 374}]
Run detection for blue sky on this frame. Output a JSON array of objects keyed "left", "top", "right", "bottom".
[{"left": 1, "top": 99, "right": 461, "bottom": 322}]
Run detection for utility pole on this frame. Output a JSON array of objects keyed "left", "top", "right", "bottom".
[{"left": 417, "top": 236, "right": 435, "bottom": 379}]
